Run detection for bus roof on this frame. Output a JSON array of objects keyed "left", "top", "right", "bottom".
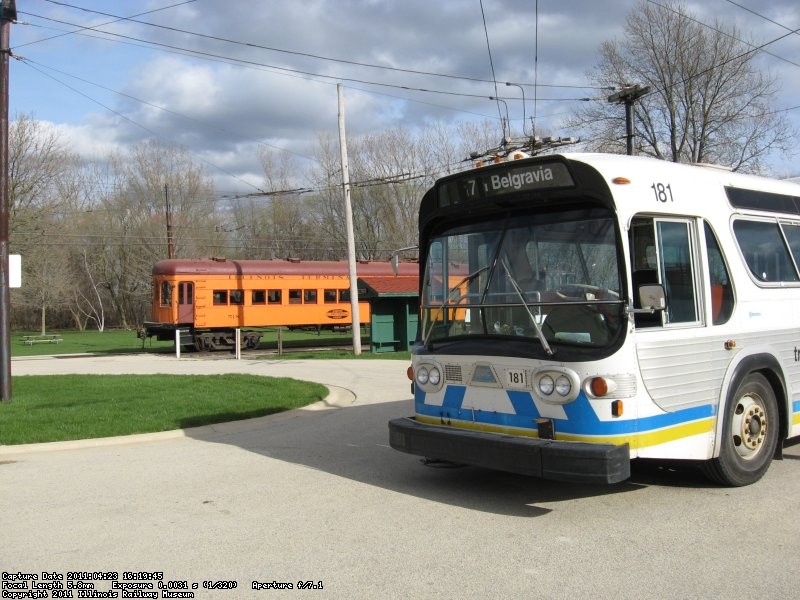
[{"left": 562, "top": 153, "right": 800, "bottom": 221}]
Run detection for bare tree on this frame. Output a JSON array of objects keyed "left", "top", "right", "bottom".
[
  {"left": 77, "top": 140, "right": 223, "bottom": 329},
  {"left": 71, "top": 249, "right": 106, "bottom": 332},
  {"left": 8, "top": 114, "right": 74, "bottom": 230},
  {"left": 8, "top": 114, "right": 88, "bottom": 331},
  {"left": 567, "top": 0, "right": 794, "bottom": 173},
  {"left": 307, "top": 133, "right": 351, "bottom": 260}
]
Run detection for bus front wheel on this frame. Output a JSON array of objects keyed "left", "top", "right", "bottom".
[{"left": 703, "top": 373, "right": 779, "bottom": 486}]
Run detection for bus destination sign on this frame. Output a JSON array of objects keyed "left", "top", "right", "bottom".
[{"left": 439, "top": 160, "right": 575, "bottom": 207}]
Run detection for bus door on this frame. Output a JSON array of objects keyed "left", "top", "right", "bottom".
[
  {"left": 629, "top": 216, "right": 720, "bottom": 413},
  {"left": 177, "top": 281, "right": 194, "bottom": 324}
]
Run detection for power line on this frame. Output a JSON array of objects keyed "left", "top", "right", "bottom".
[
  {"left": 36, "top": 0, "right": 610, "bottom": 92},
  {"left": 20, "top": 11, "right": 594, "bottom": 103},
  {"left": 644, "top": 0, "right": 800, "bottom": 70},
  {"left": 18, "top": 58, "right": 269, "bottom": 194},
  {"left": 19, "top": 57, "right": 319, "bottom": 164},
  {"left": 15, "top": 0, "right": 197, "bottom": 49},
  {"left": 721, "top": 0, "right": 800, "bottom": 37}
]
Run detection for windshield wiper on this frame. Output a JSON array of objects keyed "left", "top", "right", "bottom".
[
  {"left": 423, "top": 266, "right": 489, "bottom": 348},
  {"left": 500, "top": 256, "right": 554, "bottom": 356}
]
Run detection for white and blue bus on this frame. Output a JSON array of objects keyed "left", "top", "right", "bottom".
[{"left": 389, "top": 152, "right": 800, "bottom": 485}]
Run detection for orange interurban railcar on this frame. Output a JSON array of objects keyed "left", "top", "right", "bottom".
[{"left": 143, "top": 257, "right": 418, "bottom": 350}]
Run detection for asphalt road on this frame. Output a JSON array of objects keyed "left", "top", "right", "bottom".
[{"left": 2, "top": 354, "right": 799, "bottom": 599}]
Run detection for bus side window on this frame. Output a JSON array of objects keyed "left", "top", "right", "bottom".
[
  {"left": 630, "top": 218, "right": 661, "bottom": 327},
  {"left": 704, "top": 222, "right": 733, "bottom": 325},
  {"left": 657, "top": 220, "right": 699, "bottom": 324},
  {"left": 733, "top": 219, "right": 799, "bottom": 282},
  {"left": 778, "top": 222, "right": 800, "bottom": 278}
]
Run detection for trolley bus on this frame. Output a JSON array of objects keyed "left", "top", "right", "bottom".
[{"left": 388, "top": 152, "right": 800, "bottom": 485}]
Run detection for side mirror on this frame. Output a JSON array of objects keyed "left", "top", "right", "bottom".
[
  {"left": 390, "top": 245, "right": 418, "bottom": 276},
  {"left": 638, "top": 284, "right": 666, "bottom": 311}
]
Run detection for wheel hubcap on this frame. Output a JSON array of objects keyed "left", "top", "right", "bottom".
[{"left": 731, "top": 394, "right": 767, "bottom": 459}]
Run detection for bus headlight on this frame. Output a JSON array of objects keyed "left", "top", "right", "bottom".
[
  {"left": 414, "top": 363, "right": 443, "bottom": 392},
  {"left": 534, "top": 368, "right": 580, "bottom": 404},
  {"left": 555, "top": 375, "right": 571, "bottom": 396},
  {"left": 538, "top": 375, "right": 554, "bottom": 396}
]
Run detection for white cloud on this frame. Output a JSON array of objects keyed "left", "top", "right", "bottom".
[{"left": 11, "top": 0, "right": 800, "bottom": 180}]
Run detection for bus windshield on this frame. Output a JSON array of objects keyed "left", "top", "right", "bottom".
[{"left": 421, "top": 206, "right": 625, "bottom": 351}]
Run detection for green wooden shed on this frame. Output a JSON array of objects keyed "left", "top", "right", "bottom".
[{"left": 358, "top": 275, "right": 419, "bottom": 353}]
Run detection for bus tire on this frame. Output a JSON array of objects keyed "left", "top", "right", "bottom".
[{"left": 703, "top": 373, "right": 778, "bottom": 486}]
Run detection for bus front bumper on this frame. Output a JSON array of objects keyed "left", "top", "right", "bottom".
[{"left": 388, "top": 417, "right": 630, "bottom": 484}]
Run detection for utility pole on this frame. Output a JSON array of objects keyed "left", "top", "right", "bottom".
[
  {"left": 164, "top": 183, "right": 174, "bottom": 259},
  {"left": 608, "top": 84, "right": 650, "bottom": 156},
  {"left": 337, "top": 83, "right": 361, "bottom": 355},
  {"left": 0, "top": 0, "right": 15, "bottom": 402}
]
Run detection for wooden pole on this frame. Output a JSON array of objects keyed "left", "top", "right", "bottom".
[
  {"left": 0, "top": 0, "right": 16, "bottom": 401},
  {"left": 337, "top": 84, "right": 361, "bottom": 355}
]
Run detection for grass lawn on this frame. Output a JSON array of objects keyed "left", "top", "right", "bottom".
[
  {"left": 13, "top": 329, "right": 172, "bottom": 357},
  {"left": 3, "top": 329, "right": 408, "bottom": 445},
  {"left": 1, "top": 374, "right": 328, "bottom": 445},
  {"left": 12, "top": 328, "right": 410, "bottom": 359}
]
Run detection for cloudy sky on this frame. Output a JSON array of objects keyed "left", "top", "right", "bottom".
[{"left": 9, "top": 0, "right": 800, "bottom": 195}]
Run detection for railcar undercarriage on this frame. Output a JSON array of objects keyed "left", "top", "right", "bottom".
[
  {"left": 140, "top": 323, "right": 262, "bottom": 351},
  {"left": 193, "top": 329, "right": 262, "bottom": 351}
]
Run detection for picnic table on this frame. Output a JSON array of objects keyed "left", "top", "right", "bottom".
[{"left": 21, "top": 334, "right": 64, "bottom": 346}]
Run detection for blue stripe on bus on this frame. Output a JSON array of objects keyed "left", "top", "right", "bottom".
[
  {"left": 415, "top": 385, "right": 716, "bottom": 436},
  {"left": 442, "top": 386, "right": 466, "bottom": 410}
]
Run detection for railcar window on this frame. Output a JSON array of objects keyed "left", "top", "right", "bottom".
[
  {"left": 213, "top": 290, "right": 227, "bottom": 305},
  {"left": 340, "top": 286, "right": 367, "bottom": 302},
  {"left": 733, "top": 219, "right": 799, "bottom": 282},
  {"left": 268, "top": 289, "right": 281, "bottom": 304},
  {"left": 230, "top": 290, "right": 244, "bottom": 305},
  {"left": 324, "top": 289, "right": 337, "bottom": 303},
  {"left": 252, "top": 290, "right": 266, "bottom": 304},
  {"left": 289, "top": 289, "right": 302, "bottom": 304},
  {"left": 178, "top": 282, "right": 192, "bottom": 305},
  {"left": 304, "top": 290, "right": 318, "bottom": 304},
  {"left": 160, "top": 282, "right": 172, "bottom": 307}
]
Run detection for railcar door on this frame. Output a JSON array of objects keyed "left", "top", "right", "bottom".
[{"left": 177, "top": 282, "right": 194, "bottom": 324}]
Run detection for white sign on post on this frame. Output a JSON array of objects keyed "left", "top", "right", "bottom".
[{"left": 9, "top": 254, "right": 20, "bottom": 288}]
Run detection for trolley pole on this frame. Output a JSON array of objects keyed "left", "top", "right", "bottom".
[
  {"left": 0, "top": 1, "right": 16, "bottom": 402},
  {"left": 337, "top": 84, "right": 361, "bottom": 355},
  {"left": 608, "top": 84, "right": 650, "bottom": 156},
  {"left": 165, "top": 183, "right": 174, "bottom": 259}
]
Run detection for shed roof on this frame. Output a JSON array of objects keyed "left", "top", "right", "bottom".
[{"left": 358, "top": 276, "right": 419, "bottom": 298}]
